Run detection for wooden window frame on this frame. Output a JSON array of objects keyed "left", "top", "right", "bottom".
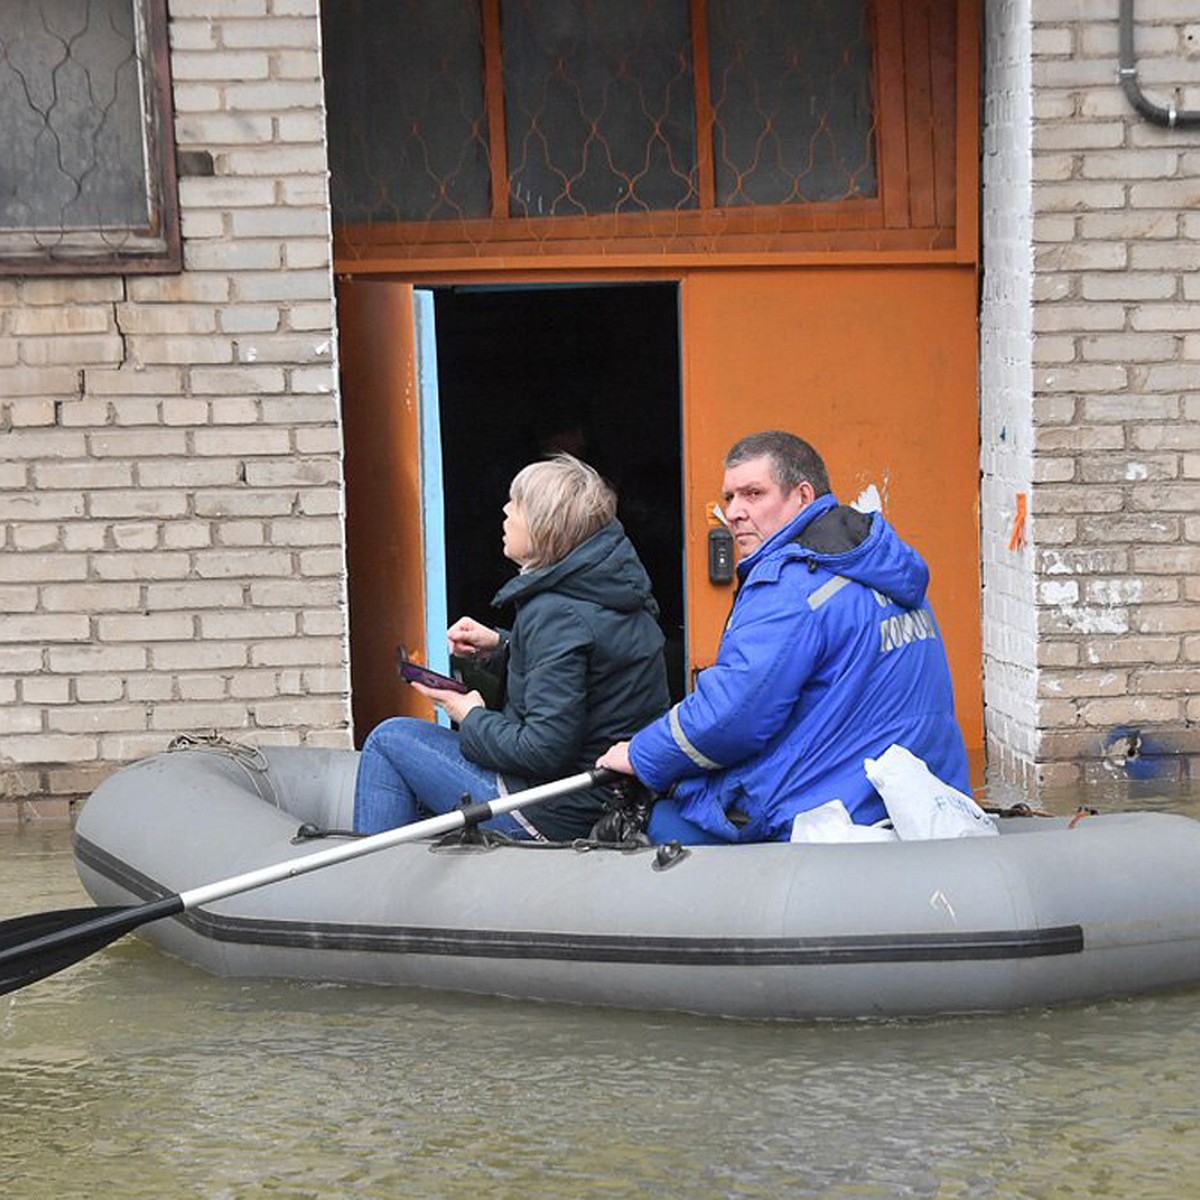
[
  {"left": 334, "top": 0, "right": 977, "bottom": 271},
  {"left": 0, "top": 0, "right": 181, "bottom": 277}
]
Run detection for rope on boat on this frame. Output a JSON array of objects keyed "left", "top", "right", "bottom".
[
  {"left": 292, "top": 823, "right": 363, "bottom": 843},
  {"left": 166, "top": 730, "right": 282, "bottom": 810},
  {"left": 982, "top": 801, "right": 1056, "bottom": 819},
  {"left": 289, "top": 821, "right": 659, "bottom": 856}
]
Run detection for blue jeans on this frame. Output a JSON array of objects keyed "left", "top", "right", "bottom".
[{"left": 353, "top": 718, "right": 539, "bottom": 839}]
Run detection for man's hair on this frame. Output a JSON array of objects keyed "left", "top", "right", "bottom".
[
  {"left": 509, "top": 453, "right": 617, "bottom": 571},
  {"left": 724, "top": 431, "right": 831, "bottom": 497}
]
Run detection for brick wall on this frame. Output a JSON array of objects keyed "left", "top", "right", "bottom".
[
  {"left": 7, "top": 1, "right": 1198, "bottom": 817},
  {"left": 983, "top": 0, "right": 1200, "bottom": 790},
  {"left": 0, "top": 0, "right": 351, "bottom": 819},
  {"left": 981, "top": 0, "right": 1038, "bottom": 795}
]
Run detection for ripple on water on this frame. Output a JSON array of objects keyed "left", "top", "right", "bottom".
[{"left": 2, "top": 805, "right": 1200, "bottom": 1198}]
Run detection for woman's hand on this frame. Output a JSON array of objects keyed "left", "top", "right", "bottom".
[
  {"left": 412, "top": 681, "right": 485, "bottom": 725},
  {"left": 447, "top": 616, "right": 501, "bottom": 658},
  {"left": 596, "top": 741, "right": 635, "bottom": 776}
]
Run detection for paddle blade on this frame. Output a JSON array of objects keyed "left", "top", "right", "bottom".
[{"left": 0, "top": 897, "right": 183, "bottom": 997}]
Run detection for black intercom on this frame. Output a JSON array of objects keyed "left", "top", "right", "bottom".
[{"left": 707, "top": 526, "right": 735, "bottom": 584}]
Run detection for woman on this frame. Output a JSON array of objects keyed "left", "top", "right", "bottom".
[{"left": 353, "top": 454, "right": 670, "bottom": 840}]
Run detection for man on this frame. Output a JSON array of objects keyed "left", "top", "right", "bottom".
[{"left": 597, "top": 430, "right": 969, "bottom": 844}]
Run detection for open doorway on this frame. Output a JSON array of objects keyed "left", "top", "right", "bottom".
[{"left": 432, "top": 283, "right": 685, "bottom": 700}]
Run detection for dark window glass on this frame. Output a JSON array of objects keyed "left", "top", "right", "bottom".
[
  {"left": 0, "top": 0, "right": 178, "bottom": 271},
  {"left": 707, "top": 0, "right": 877, "bottom": 206},
  {"left": 323, "top": 0, "right": 491, "bottom": 225},
  {"left": 0, "top": 0, "right": 146, "bottom": 227},
  {"left": 322, "top": 0, "right": 882, "bottom": 232},
  {"left": 500, "top": 0, "right": 697, "bottom": 217}
]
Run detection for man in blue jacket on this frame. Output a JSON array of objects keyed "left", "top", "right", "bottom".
[{"left": 597, "top": 430, "right": 969, "bottom": 844}]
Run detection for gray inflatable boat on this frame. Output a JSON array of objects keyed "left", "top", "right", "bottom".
[{"left": 73, "top": 743, "right": 1200, "bottom": 1020}]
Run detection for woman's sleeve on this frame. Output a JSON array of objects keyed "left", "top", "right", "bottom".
[
  {"left": 473, "top": 627, "right": 510, "bottom": 676},
  {"left": 457, "top": 601, "right": 591, "bottom": 778}
]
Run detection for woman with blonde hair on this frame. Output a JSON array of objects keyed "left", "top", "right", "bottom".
[{"left": 354, "top": 453, "right": 670, "bottom": 840}]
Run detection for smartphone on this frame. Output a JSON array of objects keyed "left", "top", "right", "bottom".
[{"left": 396, "top": 657, "right": 469, "bottom": 693}]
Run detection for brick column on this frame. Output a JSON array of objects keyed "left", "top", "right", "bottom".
[{"left": 981, "top": 0, "right": 1039, "bottom": 792}]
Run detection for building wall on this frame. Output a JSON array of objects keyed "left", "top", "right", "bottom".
[
  {"left": 981, "top": 0, "right": 1038, "bottom": 794},
  {"left": 0, "top": 0, "right": 351, "bottom": 819},
  {"left": 6, "top": 1, "right": 1199, "bottom": 818},
  {"left": 983, "top": 0, "right": 1200, "bottom": 790}
]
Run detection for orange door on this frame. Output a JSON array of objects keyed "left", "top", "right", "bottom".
[
  {"left": 338, "top": 278, "right": 434, "bottom": 742},
  {"left": 679, "top": 266, "right": 982, "bottom": 752},
  {"left": 339, "top": 266, "right": 983, "bottom": 756}
]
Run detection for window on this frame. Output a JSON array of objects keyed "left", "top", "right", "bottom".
[
  {"left": 707, "top": 0, "right": 876, "bottom": 207},
  {"left": 322, "top": 0, "right": 492, "bottom": 225},
  {"left": 500, "top": 0, "right": 701, "bottom": 218},
  {"left": 323, "top": 0, "right": 962, "bottom": 261},
  {"left": 0, "top": 0, "right": 180, "bottom": 274}
]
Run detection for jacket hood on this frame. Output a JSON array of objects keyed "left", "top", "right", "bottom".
[
  {"left": 742, "top": 493, "right": 930, "bottom": 609},
  {"left": 492, "top": 520, "right": 661, "bottom": 616}
]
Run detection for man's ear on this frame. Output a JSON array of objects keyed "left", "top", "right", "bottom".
[{"left": 792, "top": 481, "right": 817, "bottom": 510}]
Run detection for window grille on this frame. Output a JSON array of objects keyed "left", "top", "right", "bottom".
[
  {"left": 707, "top": 0, "right": 876, "bottom": 207},
  {"left": 0, "top": 0, "right": 179, "bottom": 275},
  {"left": 323, "top": 0, "right": 960, "bottom": 261},
  {"left": 500, "top": 0, "right": 700, "bottom": 218},
  {"left": 324, "top": 0, "right": 492, "bottom": 225}
]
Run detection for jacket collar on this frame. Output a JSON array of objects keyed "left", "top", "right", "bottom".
[{"left": 736, "top": 493, "right": 840, "bottom": 583}]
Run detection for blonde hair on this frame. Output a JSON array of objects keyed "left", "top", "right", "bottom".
[{"left": 509, "top": 453, "right": 617, "bottom": 571}]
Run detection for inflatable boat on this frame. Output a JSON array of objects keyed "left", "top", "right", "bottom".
[{"left": 72, "top": 741, "right": 1200, "bottom": 1020}]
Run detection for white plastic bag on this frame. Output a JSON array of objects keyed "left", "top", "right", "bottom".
[
  {"left": 790, "top": 798, "right": 899, "bottom": 844},
  {"left": 863, "top": 744, "right": 998, "bottom": 840}
]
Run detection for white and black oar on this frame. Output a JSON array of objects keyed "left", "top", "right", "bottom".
[{"left": 0, "top": 767, "right": 618, "bottom": 997}]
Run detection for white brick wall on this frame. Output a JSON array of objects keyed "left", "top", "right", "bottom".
[
  {"left": 1033, "top": 0, "right": 1200, "bottom": 786},
  {"left": 981, "top": 0, "right": 1039, "bottom": 793},
  {"left": 983, "top": 0, "right": 1200, "bottom": 790},
  {"left": 0, "top": 2, "right": 350, "bottom": 818}
]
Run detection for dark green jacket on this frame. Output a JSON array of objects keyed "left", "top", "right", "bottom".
[{"left": 458, "top": 520, "right": 669, "bottom": 838}]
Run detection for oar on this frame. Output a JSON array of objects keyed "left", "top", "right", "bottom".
[{"left": 0, "top": 767, "right": 619, "bottom": 997}]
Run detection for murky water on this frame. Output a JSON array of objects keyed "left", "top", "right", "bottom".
[{"left": 4, "top": 788, "right": 1200, "bottom": 1200}]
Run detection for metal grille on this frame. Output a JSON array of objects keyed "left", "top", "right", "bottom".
[
  {"left": 323, "top": 0, "right": 492, "bottom": 224},
  {"left": 708, "top": 0, "right": 876, "bottom": 206},
  {"left": 323, "top": 0, "right": 878, "bottom": 235},
  {"left": 501, "top": 0, "right": 698, "bottom": 217},
  {"left": 0, "top": 0, "right": 148, "bottom": 231},
  {"left": 0, "top": 0, "right": 178, "bottom": 272}
]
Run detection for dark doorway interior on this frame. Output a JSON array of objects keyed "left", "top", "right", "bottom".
[{"left": 433, "top": 284, "right": 685, "bottom": 700}]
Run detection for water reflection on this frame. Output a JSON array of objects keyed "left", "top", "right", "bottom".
[{"left": 2, "top": 787, "right": 1200, "bottom": 1199}]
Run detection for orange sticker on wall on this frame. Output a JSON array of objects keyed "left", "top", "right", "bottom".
[{"left": 1007, "top": 493, "right": 1027, "bottom": 552}]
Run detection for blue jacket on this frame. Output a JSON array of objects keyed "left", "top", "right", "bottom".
[
  {"left": 628, "top": 494, "right": 969, "bottom": 842},
  {"left": 460, "top": 520, "right": 670, "bottom": 839}
]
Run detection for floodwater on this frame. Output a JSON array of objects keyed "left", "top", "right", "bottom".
[{"left": 3, "top": 786, "right": 1200, "bottom": 1200}]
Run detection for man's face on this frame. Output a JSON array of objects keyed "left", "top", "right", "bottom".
[{"left": 721, "top": 455, "right": 813, "bottom": 556}]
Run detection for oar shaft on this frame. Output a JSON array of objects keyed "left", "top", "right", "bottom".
[{"left": 180, "top": 768, "right": 615, "bottom": 910}]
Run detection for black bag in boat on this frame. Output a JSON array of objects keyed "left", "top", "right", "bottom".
[{"left": 589, "top": 776, "right": 656, "bottom": 845}]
